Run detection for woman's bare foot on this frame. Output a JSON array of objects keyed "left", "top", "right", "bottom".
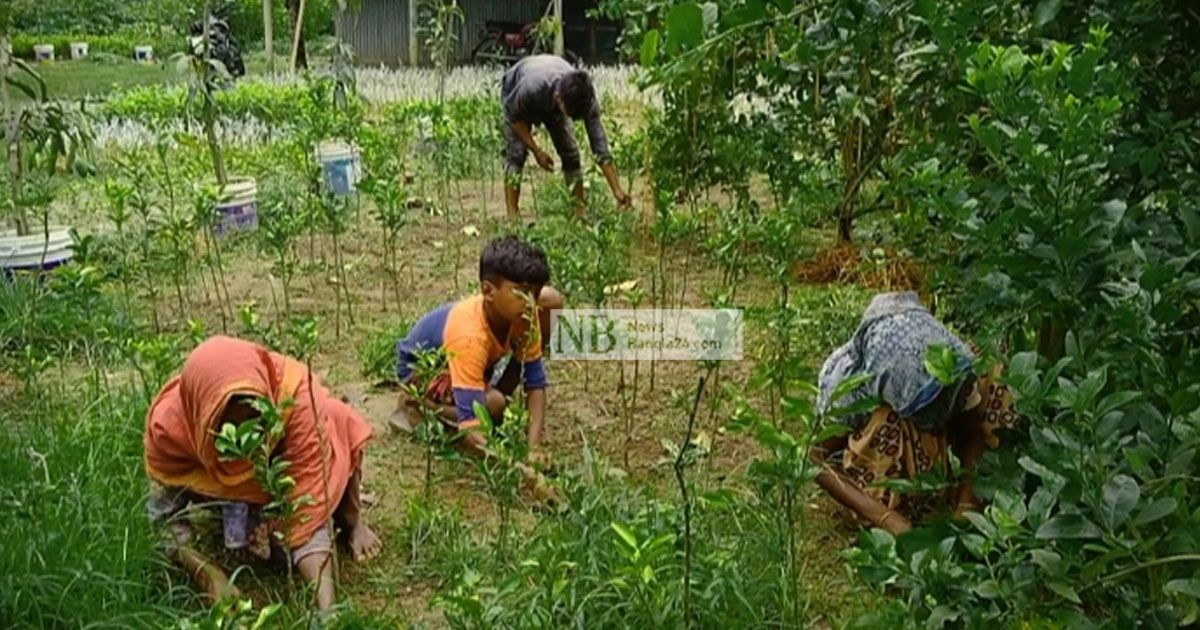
[{"left": 347, "top": 524, "right": 383, "bottom": 562}]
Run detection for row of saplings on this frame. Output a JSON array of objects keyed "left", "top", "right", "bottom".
[{"left": 0, "top": 39, "right": 350, "bottom": 276}]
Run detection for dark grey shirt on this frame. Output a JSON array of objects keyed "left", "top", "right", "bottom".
[{"left": 501, "top": 55, "right": 612, "bottom": 164}]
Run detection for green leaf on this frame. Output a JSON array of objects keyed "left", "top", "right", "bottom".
[
  {"left": 722, "top": 0, "right": 767, "bottom": 28},
  {"left": 755, "top": 423, "right": 797, "bottom": 450},
  {"left": 996, "top": 45, "right": 1028, "bottom": 77},
  {"left": 965, "top": 510, "right": 998, "bottom": 539},
  {"left": 926, "top": 605, "right": 960, "bottom": 629},
  {"left": 1034, "top": 0, "right": 1063, "bottom": 27},
  {"left": 645, "top": 533, "right": 676, "bottom": 552},
  {"left": 1047, "top": 580, "right": 1082, "bottom": 604},
  {"left": 1036, "top": 514, "right": 1103, "bottom": 539},
  {"left": 897, "top": 42, "right": 939, "bottom": 61},
  {"left": 1097, "top": 391, "right": 1141, "bottom": 417},
  {"left": 923, "top": 344, "right": 959, "bottom": 386},
  {"left": 1164, "top": 579, "right": 1200, "bottom": 599},
  {"left": 813, "top": 423, "right": 852, "bottom": 443},
  {"left": 1167, "top": 448, "right": 1196, "bottom": 476},
  {"left": 1028, "top": 487, "right": 1058, "bottom": 529},
  {"left": 1099, "top": 475, "right": 1140, "bottom": 529},
  {"left": 640, "top": 29, "right": 660, "bottom": 67},
  {"left": 829, "top": 396, "right": 881, "bottom": 420},
  {"left": 831, "top": 373, "right": 873, "bottom": 402},
  {"left": 641, "top": 564, "right": 655, "bottom": 584},
  {"left": 251, "top": 603, "right": 283, "bottom": 630},
  {"left": 976, "top": 580, "right": 1002, "bottom": 599},
  {"left": 611, "top": 522, "right": 638, "bottom": 550},
  {"left": 1030, "top": 548, "right": 1063, "bottom": 574},
  {"left": 1134, "top": 497, "right": 1177, "bottom": 526},
  {"left": 665, "top": 3, "right": 704, "bottom": 54},
  {"left": 4, "top": 76, "right": 38, "bottom": 101},
  {"left": 1018, "top": 456, "right": 1067, "bottom": 489}
]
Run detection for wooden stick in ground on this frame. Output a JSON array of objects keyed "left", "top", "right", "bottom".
[
  {"left": 290, "top": 0, "right": 307, "bottom": 72},
  {"left": 263, "top": 0, "right": 274, "bottom": 72},
  {"left": 810, "top": 438, "right": 912, "bottom": 536}
]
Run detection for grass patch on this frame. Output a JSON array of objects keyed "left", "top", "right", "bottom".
[
  {"left": 0, "top": 379, "right": 193, "bottom": 626},
  {"left": 13, "top": 58, "right": 180, "bottom": 103}
]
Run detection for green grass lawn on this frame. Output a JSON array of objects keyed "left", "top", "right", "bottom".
[
  {"left": 11, "top": 58, "right": 179, "bottom": 102},
  {"left": 11, "top": 55, "right": 274, "bottom": 103}
]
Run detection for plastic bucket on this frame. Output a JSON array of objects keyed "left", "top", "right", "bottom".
[
  {"left": 33, "top": 44, "right": 55, "bottom": 62},
  {"left": 215, "top": 178, "right": 258, "bottom": 236},
  {"left": 0, "top": 227, "right": 74, "bottom": 274},
  {"left": 316, "top": 140, "right": 362, "bottom": 196},
  {"left": 134, "top": 45, "right": 154, "bottom": 62},
  {"left": 70, "top": 42, "right": 89, "bottom": 60}
]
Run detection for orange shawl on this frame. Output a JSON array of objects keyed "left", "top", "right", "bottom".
[{"left": 144, "top": 336, "right": 373, "bottom": 548}]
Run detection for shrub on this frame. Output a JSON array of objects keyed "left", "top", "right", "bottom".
[
  {"left": 357, "top": 320, "right": 414, "bottom": 385},
  {"left": 11, "top": 30, "right": 182, "bottom": 60}
]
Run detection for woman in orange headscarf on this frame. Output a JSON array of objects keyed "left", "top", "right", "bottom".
[{"left": 144, "top": 336, "right": 380, "bottom": 610}]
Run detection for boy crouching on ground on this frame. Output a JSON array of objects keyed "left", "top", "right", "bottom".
[{"left": 393, "top": 236, "right": 563, "bottom": 488}]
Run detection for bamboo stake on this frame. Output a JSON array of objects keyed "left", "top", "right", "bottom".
[
  {"left": 263, "top": 0, "right": 274, "bottom": 72},
  {"left": 290, "top": 0, "right": 307, "bottom": 72}
]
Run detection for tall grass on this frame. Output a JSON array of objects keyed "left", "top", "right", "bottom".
[{"left": 0, "top": 378, "right": 195, "bottom": 627}]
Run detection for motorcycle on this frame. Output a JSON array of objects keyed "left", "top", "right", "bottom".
[
  {"left": 471, "top": 8, "right": 580, "bottom": 67},
  {"left": 188, "top": 8, "right": 246, "bottom": 79}
]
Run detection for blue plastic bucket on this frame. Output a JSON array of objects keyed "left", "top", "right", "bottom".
[
  {"left": 215, "top": 178, "right": 258, "bottom": 236},
  {"left": 316, "top": 141, "right": 362, "bottom": 196}
]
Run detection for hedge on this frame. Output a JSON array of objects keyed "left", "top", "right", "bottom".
[{"left": 10, "top": 32, "right": 182, "bottom": 61}]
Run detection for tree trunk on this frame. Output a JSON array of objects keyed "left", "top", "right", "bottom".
[
  {"left": 263, "top": 0, "right": 275, "bottom": 72},
  {"left": 1, "top": 33, "right": 28, "bottom": 235}
]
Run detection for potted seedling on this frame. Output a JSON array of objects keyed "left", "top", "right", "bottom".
[
  {"left": 1, "top": 28, "right": 92, "bottom": 274},
  {"left": 312, "top": 45, "right": 364, "bottom": 198},
  {"left": 178, "top": 1, "right": 257, "bottom": 236}
]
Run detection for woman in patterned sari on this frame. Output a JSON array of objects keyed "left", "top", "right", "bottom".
[{"left": 810, "top": 292, "right": 1019, "bottom": 535}]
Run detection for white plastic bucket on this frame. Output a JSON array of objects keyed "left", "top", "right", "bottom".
[
  {"left": 134, "top": 45, "right": 154, "bottom": 62},
  {"left": 33, "top": 44, "right": 55, "bottom": 62},
  {"left": 0, "top": 227, "right": 74, "bottom": 273},
  {"left": 316, "top": 140, "right": 362, "bottom": 196},
  {"left": 215, "top": 178, "right": 258, "bottom": 236},
  {"left": 70, "top": 42, "right": 89, "bottom": 60}
]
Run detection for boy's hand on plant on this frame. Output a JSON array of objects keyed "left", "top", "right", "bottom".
[
  {"left": 534, "top": 150, "right": 555, "bottom": 172},
  {"left": 517, "top": 463, "right": 560, "bottom": 503},
  {"left": 616, "top": 191, "right": 632, "bottom": 210}
]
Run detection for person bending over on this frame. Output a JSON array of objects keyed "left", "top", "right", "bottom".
[
  {"left": 811, "top": 292, "right": 1019, "bottom": 535},
  {"left": 502, "top": 54, "right": 631, "bottom": 217},
  {"left": 144, "top": 336, "right": 381, "bottom": 610}
]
